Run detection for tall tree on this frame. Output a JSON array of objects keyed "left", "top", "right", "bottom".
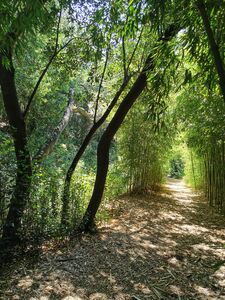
[
  {"left": 0, "top": 1, "right": 65, "bottom": 240},
  {"left": 0, "top": 50, "right": 32, "bottom": 240}
]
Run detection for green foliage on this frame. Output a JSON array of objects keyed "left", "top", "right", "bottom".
[
  {"left": 174, "top": 67, "right": 225, "bottom": 206},
  {"left": 0, "top": 134, "right": 15, "bottom": 230},
  {"left": 0, "top": 0, "right": 60, "bottom": 53},
  {"left": 117, "top": 97, "right": 174, "bottom": 194},
  {"left": 69, "top": 164, "right": 96, "bottom": 228},
  {"left": 184, "top": 148, "right": 204, "bottom": 190}
]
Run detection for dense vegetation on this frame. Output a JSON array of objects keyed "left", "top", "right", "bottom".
[{"left": 0, "top": 0, "right": 224, "bottom": 244}]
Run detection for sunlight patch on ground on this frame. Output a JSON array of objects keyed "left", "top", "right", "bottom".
[
  {"left": 208, "top": 235, "right": 225, "bottom": 244},
  {"left": 178, "top": 224, "right": 209, "bottom": 234},
  {"left": 133, "top": 282, "right": 151, "bottom": 295},
  {"left": 212, "top": 265, "right": 225, "bottom": 289},
  {"left": 192, "top": 243, "right": 225, "bottom": 257},
  {"left": 159, "top": 236, "right": 178, "bottom": 247},
  {"left": 167, "top": 257, "right": 183, "bottom": 268},
  {"left": 169, "top": 284, "right": 184, "bottom": 296},
  {"left": 158, "top": 211, "right": 186, "bottom": 221},
  {"left": 63, "top": 296, "right": 83, "bottom": 300},
  {"left": 17, "top": 277, "right": 33, "bottom": 290},
  {"left": 193, "top": 284, "right": 225, "bottom": 300}
]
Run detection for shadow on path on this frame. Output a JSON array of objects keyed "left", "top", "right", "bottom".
[{"left": 1, "top": 179, "right": 225, "bottom": 300}]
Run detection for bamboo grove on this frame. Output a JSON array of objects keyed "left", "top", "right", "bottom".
[
  {"left": 177, "top": 85, "right": 225, "bottom": 214},
  {"left": 0, "top": 0, "right": 224, "bottom": 244},
  {"left": 205, "top": 143, "right": 225, "bottom": 212}
]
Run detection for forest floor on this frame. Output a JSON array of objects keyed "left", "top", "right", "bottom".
[{"left": 1, "top": 179, "right": 225, "bottom": 300}]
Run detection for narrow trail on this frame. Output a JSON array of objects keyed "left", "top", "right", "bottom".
[{"left": 1, "top": 180, "right": 225, "bottom": 300}]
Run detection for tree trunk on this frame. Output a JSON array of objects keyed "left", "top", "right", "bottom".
[
  {"left": 79, "top": 61, "right": 151, "bottom": 232},
  {"left": 0, "top": 52, "right": 32, "bottom": 241},
  {"left": 33, "top": 90, "right": 75, "bottom": 161},
  {"left": 61, "top": 79, "right": 130, "bottom": 227},
  {"left": 196, "top": 0, "right": 225, "bottom": 103}
]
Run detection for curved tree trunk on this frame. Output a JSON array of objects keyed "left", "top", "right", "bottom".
[
  {"left": 79, "top": 62, "right": 150, "bottom": 232},
  {"left": 61, "top": 79, "right": 130, "bottom": 227},
  {"left": 0, "top": 52, "right": 32, "bottom": 241}
]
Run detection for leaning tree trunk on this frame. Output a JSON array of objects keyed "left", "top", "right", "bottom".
[
  {"left": 196, "top": 0, "right": 225, "bottom": 103},
  {"left": 33, "top": 89, "right": 75, "bottom": 161},
  {"left": 0, "top": 52, "right": 32, "bottom": 241},
  {"left": 79, "top": 61, "right": 151, "bottom": 232},
  {"left": 61, "top": 79, "right": 130, "bottom": 227}
]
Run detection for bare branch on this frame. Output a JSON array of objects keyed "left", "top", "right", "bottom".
[
  {"left": 73, "top": 106, "right": 93, "bottom": 122},
  {"left": 122, "top": 36, "right": 128, "bottom": 79},
  {"left": 93, "top": 37, "right": 111, "bottom": 123},
  {"left": 55, "top": 9, "right": 62, "bottom": 52},
  {"left": 127, "top": 26, "right": 144, "bottom": 73}
]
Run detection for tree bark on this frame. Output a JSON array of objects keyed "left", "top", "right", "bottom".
[
  {"left": 196, "top": 0, "right": 225, "bottom": 103},
  {"left": 33, "top": 89, "right": 75, "bottom": 161},
  {"left": 61, "top": 79, "right": 130, "bottom": 227},
  {"left": 0, "top": 52, "right": 32, "bottom": 241}
]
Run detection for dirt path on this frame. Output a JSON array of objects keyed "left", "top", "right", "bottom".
[{"left": 1, "top": 179, "right": 225, "bottom": 300}]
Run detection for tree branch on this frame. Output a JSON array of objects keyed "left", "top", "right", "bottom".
[
  {"left": 33, "top": 86, "right": 75, "bottom": 161},
  {"left": 93, "top": 37, "right": 111, "bottom": 123},
  {"left": 33, "top": 87, "right": 93, "bottom": 162},
  {"left": 24, "top": 11, "right": 74, "bottom": 118},
  {"left": 61, "top": 76, "right": 131, "bottom": 226},
  {"left": 73, "top": 106, "right": 93, "bottom": 122},
  {"left": 122, "top": 36, "right": 128, "bottom": 79},
  {"left": 127, "top": 26, "right": 144, "bottom": 73}
]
